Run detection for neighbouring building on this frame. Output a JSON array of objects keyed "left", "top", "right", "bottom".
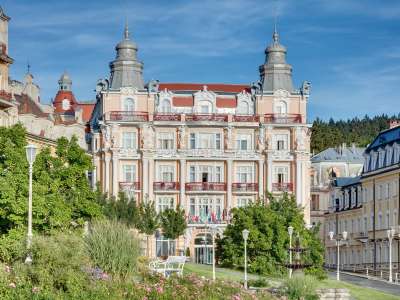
[
  {"left": 89, "top": 24, "right": 312, "bottom": 261},
  {"left": 310, "top": 144, "right": 364, "bottom": 236},
  {"left": 324, "top": 123, "right": 400, "bottom": 276},
  {"left": 0, "top": 6, "right": 94, "bottom": 149}
]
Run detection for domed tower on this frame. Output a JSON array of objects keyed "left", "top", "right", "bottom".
[
  {"left": 259, "top": 28, "right": 294, "bottom": 93},
  {"left": 53, "top": 72, "right": 78, "bottom": 113},
  {"left": 58, "top": 71, "right": 72, "bottom": 91},
  {"left": 109, "top": 23, "right": 144, "bottom": 90}
]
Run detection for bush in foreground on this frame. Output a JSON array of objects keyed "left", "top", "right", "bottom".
[
  {"left": 281, "top": 275, "right": 318, "bottom": 300},
  {"left": 84, "top": 219, "right": 141, "bottom": 279}
]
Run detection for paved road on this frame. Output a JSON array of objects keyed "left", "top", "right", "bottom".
[{"left": 328, "top": 271, "right": 400, "bottom": 297}]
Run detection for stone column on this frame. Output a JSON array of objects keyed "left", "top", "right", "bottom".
[
  {"left": 112, "top": 151, "right": 119, "bottom": 197},
  {"left": 92, "top": 156, "right": 98, "bottom": 190},
  {"left": 266, "top": 154, "right": 273, "bottom": 193},
  {"left": 180, "top": 159, "right": 186, "bottom": 209},
  {"left": 148, "top": 159, "right": 154, "bottom": 201},
  {"left": 296, "top": 159, "right": 302, "bottom": 206},
  {"left": 142, "top": 158, "right": 149, "bottom": 200},
  {"left": 258, "top": 160, "right": 264, "bottom": 197},
  {"left": 227, "top": 159, "right": 233, "bottom": 210},
  {"left": 104, "top": 154, "right": 110, "bottom": 194}
]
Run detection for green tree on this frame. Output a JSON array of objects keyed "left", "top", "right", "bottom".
[
  {"left": 216, "top": 194, "right": 324, "bottom": 277},
  {"left": 136, "top": 199, "right": 159, "bottom": 256},
  {"left": 160, "top": 206, "right": 187, "bottom": 255}
]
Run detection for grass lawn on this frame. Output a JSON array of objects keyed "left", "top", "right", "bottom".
[{"left": 185, "top": 263, "right": 400, "bottom": 300}]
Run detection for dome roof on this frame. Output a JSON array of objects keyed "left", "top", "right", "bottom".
[
  {"left": 59, "top": 72, "right": 72, "bottom": 84},
  {"left": 116, "top": 23, "right": 137, "bottom": 50}
]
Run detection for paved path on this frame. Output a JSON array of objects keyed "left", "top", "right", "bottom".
[{"left": 328, "top": 271, "right": 400, "bottom": 297}]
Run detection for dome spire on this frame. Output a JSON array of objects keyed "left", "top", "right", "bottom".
[
  {"left": 273, "top": 17, "right": 279, "bottom": 44},
  {"left": 124, "top": 19, "right": 130, "bottom": 40}
]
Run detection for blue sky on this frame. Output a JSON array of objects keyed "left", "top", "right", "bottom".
[{"left": 2, "top": 0, "right": 400, "bottom": 121}]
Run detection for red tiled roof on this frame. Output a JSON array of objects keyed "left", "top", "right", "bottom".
[
  {"left": 76, "top": 103, "right": 95, "bottom": 122},
  {"left": 172, "top": 96, "right": 194, "bottom": 107},
  {"left": 159, "top": 83, "right": 250, "bottom": 93},
  {"left": 15, "top": 94, "right": 48, "bottom": 118},
  {"left": 216, "top": 97, "right": 237, "bottom": 108}
]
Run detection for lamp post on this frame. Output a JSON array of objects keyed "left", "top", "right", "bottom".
[
  {"left": 210, "top": 224, "right": 218, "bottom": 281},
  {"left": 288, "top": 226, "right": 294, "bottom": 278},
  {"left": 242, "top": 229, "right": 249, "bottom": 289},
  {"left": 387, "top": 228, "right": 395, "bottom": 283},
  {"left": 329, "top": 230, "right": 347, "bottom": 281},
  {"left": 25, "top": 144, "right": 37, "bottom": 264}
]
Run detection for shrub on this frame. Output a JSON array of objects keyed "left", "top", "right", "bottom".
[
  {"left": 282, "top": 275, "right": 318, "bottom": 300},
  {"left": 0, "top": 228, "right": 27, "bottom": 264},
  {"left": 85, "top": 219, "right": 140, "bottom": 279}
]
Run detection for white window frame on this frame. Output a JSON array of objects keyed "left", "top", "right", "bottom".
[
  {"left": 122, "top": 132, "right": 136, "bottom": 149},
  {"left": 158, "top": 132, "right": 175, "bottom": 150},
  {"left": 122, "top": 165, "right": 136, "bottom": 182}
]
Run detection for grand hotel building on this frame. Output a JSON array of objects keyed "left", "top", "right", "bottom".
[{"left": 89, "top": 25, "right": 312, "bottom": 259}]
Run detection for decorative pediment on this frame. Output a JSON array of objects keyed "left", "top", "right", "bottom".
[
  {"left": 120, "top": 87, "right": 138, "bottom": 96},
  {"left": 237, "top": 90, "right": 252, "bottom": 103},
  {"left": 193, "top": 86, "right": 217, "bottom": 113},
  {"left": 273, "top": 89, "right": 290, "bottom": 100}
]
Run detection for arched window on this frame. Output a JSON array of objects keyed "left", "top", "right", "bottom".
[
  {"left": 161, "top": 99, "right": 171, "bottom": 113},
  {"left": 124, "top": 98, "right": 135, "bottom": 111},
  {"left": 237, "top": 101, "right": 250, "bottom": 114},
  {"left": 275, "top": 101, "right": 287, "bottom": 114}
]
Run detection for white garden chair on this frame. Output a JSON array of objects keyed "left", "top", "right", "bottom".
[{"left": 149, "top": 256, "right": 186, "bottom": 277}]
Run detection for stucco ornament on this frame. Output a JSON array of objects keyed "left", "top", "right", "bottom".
[
  {"left": 95, "top": 78, "right": 109, "bottom": 94},
  {"left": 258, "top": 125, "right": 265, "bottom": 150},
  {"left": 142, "top": 124, "right": 155, "bottom": 149},
  {"left": 147, "top": 79, "right": 159, "bottom": 93},
  {"left": 300, "top": 81, "right": 311, "bottom": 96},
  {"left": 295, "top": 127, "right": 306, "bottom": 150},
  {"left": 178, "top": 126, "right": 186, "bottom": 148},
  {"left": 225, "top": 126, "right": 233, "bottom": 149}
]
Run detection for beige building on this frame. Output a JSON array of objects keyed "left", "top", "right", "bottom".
[
  {"left": 90, "top": 25, "right": 312, "bottom": 261},
  {"left": 0, "top": 6, "right": 93, "bottom": 149},
  {"left": 324, "top": 124, "right": 400, "bottom": 277}
]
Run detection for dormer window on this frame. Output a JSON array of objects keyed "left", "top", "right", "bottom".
[
  {"left": 198, "top": 100, "right": 212, "bottom": 113},
  {"left": 62, "top": 99, "right": 70, "bottom": 110},
  {"left": 275, "top": 100, "right": 287, "bottom": 115},
  {"left": 160, "top": 99, "right": 171, "bottom": 113}
]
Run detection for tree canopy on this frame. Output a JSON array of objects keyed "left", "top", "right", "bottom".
[{"left": 160, "top": 206, "right": 187, "bottom": 240}]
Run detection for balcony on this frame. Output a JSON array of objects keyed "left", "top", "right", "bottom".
[
  {"left": 109, "top": 111, "right": 148, "bottom": 122},
  {"left": 272, "top": 182, "right": 293, "bottom": 192},
  {"left": 185, "top": 113, "right": 228, "bottom": 122},
  {"left": 264, "top": 114, "right": 302, "bottom": 124},
  {"left": 232, "top": 183, "right": 258, "bottom": 192},
  {"left": 185, "top": 182, "right": 226, "bottom": 192},
  {"left": 153, "top": 182, "right": 180, "bottom": 191},
  {"left": 233, "top": 115, "right": 260, "bottom": 122},
  {"left": 153, "top": 113, "right": 181, "bottom": 121},
  {"left": 119, "top": 182, "right": 141, "bottom": 191}
]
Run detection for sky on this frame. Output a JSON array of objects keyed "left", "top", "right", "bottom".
[{"left": 2, "top": 0, "right": 400, "bottom": 121}]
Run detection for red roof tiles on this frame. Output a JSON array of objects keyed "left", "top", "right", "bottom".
[
  {"left": 172, "top": 96, "right": 194, "bottom": 107},
  {"left": 159, "top": 83, "right": 250, "bottom": 93},
  {"left": 216, "top": 97, "right": 237, "bottom": 108}
]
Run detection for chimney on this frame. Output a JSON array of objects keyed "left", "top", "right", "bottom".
[{"left": 389, "top": 120, "right": 400, "bottom": 129}]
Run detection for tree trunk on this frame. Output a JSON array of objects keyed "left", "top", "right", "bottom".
[{"left": 146, "top": 235, "right": 150, "bottom": 257}]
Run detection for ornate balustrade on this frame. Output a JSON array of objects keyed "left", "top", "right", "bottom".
[
  {"left": 233, "top": 115, "right": 260, "bottom": 122},
  {"left": 185, "top": 182, "right": 226, "bottom": 192},
  {"left": 272, "top": 182, "right": 293, "bottom": 192},
  {"left": 153, "top": 113, "right": 181, "bottom": 121},
  {"left": 232, "top": 182, "right": 258, "bottom": 192},
  {"left": 264, "top": 114, "right": 302, "bottom": 124},
  {"left": 153, "top": 182, "right": 180, "bottom": 191},
  {"left": 108, "top": 111, "right": 148, "bottom": 122},
  {"left": 185, "top": 114, "right": 228, "bottom": 122},
  {"left": 119, "top": 182, "right": 141, "bottom": 190}
]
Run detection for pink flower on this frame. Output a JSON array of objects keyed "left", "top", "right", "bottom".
[
  {"left": 142, "top": 297, "right": 148, "bottom": 300},
  {"left": 145, "top": 287, "right": 151, "bottom": 293},
  {"left": 32, "top": 287, "right": 40, "bottom": 293},
  {"left": 232, "top": 294, "right": 241, "bottom": 300},
  {"left": 9, "top": 282, "right": 16, "bottom": 288},
  {"left": 156, "top": 286, "right": 164, "bottom": 293},
  {"left": 5, "top": 265, "right": 10, "bottom": 273}
]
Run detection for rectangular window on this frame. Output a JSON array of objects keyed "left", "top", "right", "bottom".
[
  {"left": 122, "top": 132, "right": 136, "bottom": 149},
  {"left": 275, "top": 166, "right": 288, "bottom": 183},
  {"left": 275, "top": 134, "right": 288, "bottom": 150},
  {"left": 236, "top": 134, "right": 252, "bottom": 151},
  {"left": 237, "top": 198, "right": 252, "bottom": 208},
  {"left": 123, "top": 165, "right": 136, "bottom": 182},
  {"left": 215, "top": 134, "right": 221, "bottom": 150},
  {"left": 190, "top": 133, "right": 196, "bottom": 149},
  {"left": 158, "top": 132, "right": 174, "bottom": 150},
  {"left": 159, "top": 165, "right": 174, "bottom": 182},
  {"left": 157, "top": 197, "right": 174, "bottom": 213},
  {"left": 215, "top": 166, "right": 222, "bottom": 182},
  {"left": 311, "top": 194, "right": 319, "bottom": 211},
  {"left": 189, "top": 166, "right": 196, "bottom": 182},
  {"left": 237, "top": 166, "right": 253, "bottom": 183}
]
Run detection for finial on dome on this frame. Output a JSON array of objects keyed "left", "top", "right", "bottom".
[
  {"left": 124, "top": 19, "right": 130, "bottom": 40},
  {"left": 273, "top": 18, "right": 279, "bottom": 44}
]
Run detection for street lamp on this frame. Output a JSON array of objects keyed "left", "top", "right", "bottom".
[
  {"left": 210, "top": 224, "right": 218, "bottom": 281},
  {"left": 25, "top": 144, "right": 37, "bottom": 264},
  {"left": 387, "top": 228, "right": 395, "bottom": 283},
  {"left": 242, "top": 229, "right": 250, "bottom": 289},
  {"left": 288, "top": 226, "right": 294, "bottom": 278},
  {"left": 329, "top": 230, "right": 347, "bottom": 281}
]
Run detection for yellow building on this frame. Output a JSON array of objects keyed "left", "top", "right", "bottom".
[{"left": 324, "top": 123, "right": 400, "bottom": 277}]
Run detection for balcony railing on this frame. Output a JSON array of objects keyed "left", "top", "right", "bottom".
[
  {"left": 153, "top": 182, "right": 180, "bottom": 191},
  {"left": 185, "top": 182, "right": 226, "bottom": 192},
  {"left": 109, "top": 111, "right": 148, "bottom": 122},
  {"left": 119, "top": 182, "right": 141, "bottom": 190},
  {"left": 264, "top": 114, "right": 302, "bottom": 124},
  {"left": 233, "top": 115, "right": 260, "bottom": 122},
  {"left": 232, "top": 183, "right": 258, "bottom": 192},
  {"left": 272, "top": 182, "right": 293, "bottom": 192},
  {"left": 153, "top": 113, "right": 181, "bottom": 121},
  {"left": 0, "top": 90, "right": 12, "bottom": 101},
  {"left": 188, "top": 214, "right": 225, "bottom": 224},
  {"left": 185, "top": 114, "right": 228, "bottom": 122}
]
